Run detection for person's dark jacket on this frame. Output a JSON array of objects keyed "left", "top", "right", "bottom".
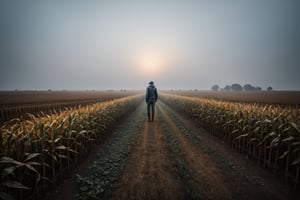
[{"left": 146, "top": 85, "right": 158, "bottom": 103}]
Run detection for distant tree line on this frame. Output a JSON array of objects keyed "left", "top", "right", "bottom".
[{"left": 211, "top": 83, "right": 273, "bottom": 92}]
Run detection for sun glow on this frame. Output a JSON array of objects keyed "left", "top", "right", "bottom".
[
  {"left": 136, "top": 55, "right": 165, "bottom": 78},
  {"left": 143, "top": 59, "right": 159, "bottom": 74}
]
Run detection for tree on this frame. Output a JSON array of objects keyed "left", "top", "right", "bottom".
[
  {"left": 231, "top": 83, "right": 243, "bottom": 91},
  {"left": 255, "top": 86, "right": 262, "bottom": 91},
  {"left": 211, "top": 84, "right": 219, "bottom": 91},
  {"left": 224, "top": 85, "right": 231, "bottom": 91},
  {"left": 267, "top": 86, "right": 273, "bottom": 91},
  {"left": 243, "top": 84, "right": 255, "bottom": 91}
]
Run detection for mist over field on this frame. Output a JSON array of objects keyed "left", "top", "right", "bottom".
[{"left": 0, "top": 1, "right": 300, "bottom": 91}]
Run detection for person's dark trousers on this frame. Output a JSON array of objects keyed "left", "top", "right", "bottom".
[{"left": 147, "top": 101, "right": 155, "bottom": 122}]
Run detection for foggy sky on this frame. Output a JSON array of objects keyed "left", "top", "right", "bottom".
[{"left": 1, "top": 1, "right": 300, "bottom": 91}]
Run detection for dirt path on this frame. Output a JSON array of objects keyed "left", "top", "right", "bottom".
[
  {"left": 109, "top": 114, "right": 185, "bottom": 200},
  {"left": 43, "top": 101, "right": 299, "bottom": 200}
]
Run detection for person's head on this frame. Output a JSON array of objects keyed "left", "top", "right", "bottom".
[{"left": 149, "top": 81, "right": 154, "bottom": 85}]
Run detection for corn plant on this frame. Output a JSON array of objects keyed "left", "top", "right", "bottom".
[{"left": 0, "top": 94, "right": 142, "bottom": 200}]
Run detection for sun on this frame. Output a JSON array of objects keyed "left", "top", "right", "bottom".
[
  {"left": 143, "top": 60, "right": 158, "bottom": 74},
  {"left": 137, "top": 55, "right": 163, "bottom": 77}
]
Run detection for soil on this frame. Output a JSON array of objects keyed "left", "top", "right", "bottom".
[
  {"left": 43, "top": 101, "right": 299, "bottom": 200},
  {"left": 108, "top": 115, "right": 185, "bottom": 200}
]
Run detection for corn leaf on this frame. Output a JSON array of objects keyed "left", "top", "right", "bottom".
[
  {"left": 236, "top": 134, "right": 248, "bottom": 140},
  {"left": 0, "top": 157, "right": 23, "bottom": 166},
  {"left": 1, "top": 180, "right": 29, "bottom": 190},
  {"left": 24, "top": 153, "right": 42, "bottom": 162},
  {"left": 291, "top": 157, "right": 300, "bottom": 166}
]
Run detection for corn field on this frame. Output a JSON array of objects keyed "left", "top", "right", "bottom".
[
  {"left": 0, "top": 94, "right": 142, "bottom": 200},
  {"left": 161, "top": 93, "right": 300, "bottom": 188},
  {"left": 0, "top": 91, "right": 136, "bottom": 123},
  {"left": 0, "top": 100, "right": 99, "bottom": 123}
]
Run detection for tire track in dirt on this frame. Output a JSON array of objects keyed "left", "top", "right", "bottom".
[
  {"left": 158, "top": 102, "right": 232, "bottom": 200},
  {"left": 109, "top": 109, "right": 185, "bottom": 200}
]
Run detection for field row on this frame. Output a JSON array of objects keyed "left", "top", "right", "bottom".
[
  {"left": 0, "top": 91, "right": 138, "bottom": 122},
  {"left": 160, "top": 93, "right": 300, "bottom": 187},
  {"left": 0, "top": 94, "right": 143, "bottom": 200},
  {"left": 166, "top": 90, "right": 300, "bottom": 106}
]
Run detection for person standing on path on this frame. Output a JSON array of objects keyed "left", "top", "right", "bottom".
[{"left": 146, "top": 81, "right": 158, "bottom": 122}]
